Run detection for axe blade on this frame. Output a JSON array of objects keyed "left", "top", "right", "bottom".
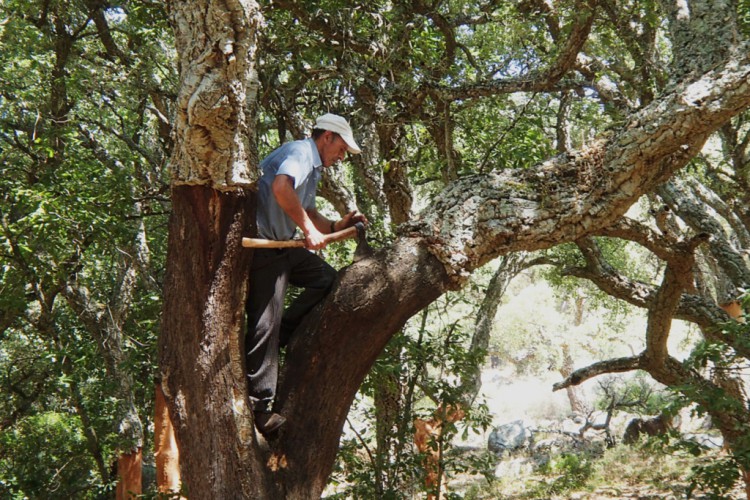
[{"left": 353, "top": 222, "right": 373, "bottom": 262}]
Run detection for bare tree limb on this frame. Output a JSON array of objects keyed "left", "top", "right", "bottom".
[
  {"left": 658, "top": 178, "right": 750, "bottom": 290},
  {"left": 553, "top": 355, "right": 642, "bottom": 391}
]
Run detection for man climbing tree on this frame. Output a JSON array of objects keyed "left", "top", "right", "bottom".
[
  {"left": 6, "top": 0, "right": 750, "bottom": 496},
  {"left": 246, "top": 113, "right": 367, "bottom": 435}
]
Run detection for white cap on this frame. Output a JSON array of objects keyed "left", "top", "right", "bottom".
[{"left": 314, "top": 113, "right": 362, "bottom": 154}]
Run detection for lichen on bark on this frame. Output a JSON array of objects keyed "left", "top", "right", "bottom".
[{"left": 168, "top": 0, "right": 262, "bottom": 189}]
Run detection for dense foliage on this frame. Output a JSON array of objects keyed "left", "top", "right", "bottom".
[
  {"left": 1, "top": 0, "right": 749, "bottom": 497},
  {"left": 0, "top": 1, "right": 173, "bottom": 496}
]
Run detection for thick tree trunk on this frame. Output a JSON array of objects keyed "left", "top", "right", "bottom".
[
  {"left": 272, "top": 241, "right": 449, "bottom": 497},
  {"left": 160, "top": 186, "right": 266, "bottom": 498},
  {"left": 160, "top": 0, "right": 263, "bottom": 496},
  {"left": 159, "top": 185, "right": 267, "bottom": 498},
  {"left": 660, "top": 0, "right": 739, "bottom": 79}
]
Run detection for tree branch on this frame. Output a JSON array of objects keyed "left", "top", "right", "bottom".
[
  {"left": 85, "top": 0, "right": 130, "bottom": 66},
  {"left": 429, "top": 0, "right": 597, "bottom": 102},
  {"left": 406, "top": 47, "right": 750, "bottom": 284},
  {"left": 553, "top": 355, "right": 642, "bottom": 391},
  {"left": 566, "top": 237, "right": 750, "bottom": 359},
  {"left": 593, "top": 217, "right": 680, "bottom": 263},
  {"left": 687, "top": 177, "right": 750, "bottom": 253},
  {"left": 658, "top": 178, "right": 750, "bottom": 290}
]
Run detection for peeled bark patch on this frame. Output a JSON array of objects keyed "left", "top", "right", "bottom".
[{"left": 159, "top": 185, "right": 266, "bottom": 498}]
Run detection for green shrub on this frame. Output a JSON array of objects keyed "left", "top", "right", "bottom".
[{"left": 0, "top": 412, "right": 101, "bottom": 499}]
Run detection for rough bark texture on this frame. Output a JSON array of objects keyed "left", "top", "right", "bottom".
[
  {"left": 379, "top": 124, "right": 414, "bottom": 225},
  {"left": 660, "top": 0, "right": 739, "bottom": 79},
  {"left": 159, "top": 185, "right": 265, "bottom": 497},
  {"left": 272, "top": 241, "right": 449, "bottom": 497},
  {"left": 408, "top": 49, "right": 750, "bottom": 284},
  {"left": 658, "top": 178, "right": 750, "bottom": 290},
  {"left": 169, "top": 0, "right": 260, "bottom": 187},
  {"left": 319, "top": 163, "right": 358, "bottom": 216}
]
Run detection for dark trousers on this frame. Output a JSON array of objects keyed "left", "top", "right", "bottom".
[{"left": 245, "top": 248, "right": 337, "bottom": 412}]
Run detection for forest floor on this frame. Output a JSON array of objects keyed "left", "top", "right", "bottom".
[
  {"left": 443, "top": 368, "right": 745, "bottom": 499},
  {"left": 448, "top": 445, "right": 746, "bottom": 499}
]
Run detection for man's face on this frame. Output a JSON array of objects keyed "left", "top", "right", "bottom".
[{"left": 320, "top": 132, "right": 349, "bottom": 167}]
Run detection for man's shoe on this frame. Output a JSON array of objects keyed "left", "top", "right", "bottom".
[{"left": 254, "top": 411, "right": 286, "bottom": 435}]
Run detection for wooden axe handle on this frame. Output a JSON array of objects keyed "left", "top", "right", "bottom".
[
  {"left": 242, "top": 225, "right": 358, "bottom": 249},
  {"left": 241, "top": 238, "right": 305, "bottom": 249}
]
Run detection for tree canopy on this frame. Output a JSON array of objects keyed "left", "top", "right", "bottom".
[{"left": 1, "top": 0, "right": 750, "bottom": 498}]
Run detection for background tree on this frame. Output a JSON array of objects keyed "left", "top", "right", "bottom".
[{"left": 0, "top": 0, "right": 173, "bottom": 496}]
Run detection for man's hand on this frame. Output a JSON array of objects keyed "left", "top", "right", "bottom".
[
  {"left": 335, "top": 210, "right": 369, "bottom": 231},
  {"left": 304, "top": 226, "right": 327, "bottom": 250}
]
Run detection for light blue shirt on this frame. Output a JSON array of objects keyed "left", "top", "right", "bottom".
[{"left": 256, "top": 138, "right": 323, "bottom": 240}]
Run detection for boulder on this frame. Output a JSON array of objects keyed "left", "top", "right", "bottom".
[
  {"left": 623, "top": 413, "right": 673, "bottom": 444},
  {"left": 488, "top": 420, "right": 532, "bottom": 454}
]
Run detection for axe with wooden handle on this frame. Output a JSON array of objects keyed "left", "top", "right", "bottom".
[{"left": 242, "top": 222, "right": 373, "bottom": 261}]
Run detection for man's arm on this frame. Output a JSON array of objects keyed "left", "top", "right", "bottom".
[
  {"left": 308, "top": 207, "right": 369, "bottom": 234},
  {"left": 306, "top": 208, "right": 336, "bottom": 234},
  {"left": 271, "top": 174, "right": 327, "bottom": 249}
]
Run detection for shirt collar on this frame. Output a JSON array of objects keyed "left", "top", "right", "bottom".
[{"left": 307, "top": 138, "right": 323, "bottom": 169}]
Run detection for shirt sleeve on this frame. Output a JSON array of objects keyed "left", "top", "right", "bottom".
[{"left": 277, "top": 151, "right": 312, "bottom": 189}]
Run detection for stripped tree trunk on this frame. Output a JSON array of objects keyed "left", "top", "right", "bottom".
[
  {"left": 413, "top": 404, "right": 466, "bottom": 500},
  {"left": 159, "top": 0, "right": 266, "bottom": 497},
  {"left": 115, "top": 451, "right": 142, "bottom": 500},
  {"left": 154, "top": 382, "right": 181, "bottom": 495}
]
